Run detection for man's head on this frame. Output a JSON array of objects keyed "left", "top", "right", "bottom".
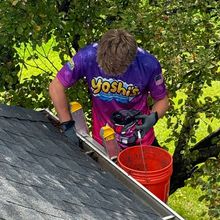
[{"left": 97, "top": 29, "right": 137, "bottom": 76}]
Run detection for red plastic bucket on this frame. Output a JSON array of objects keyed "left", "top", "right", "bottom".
[{"left": 118, "top": 145, "right": 173, "bottom": 203}]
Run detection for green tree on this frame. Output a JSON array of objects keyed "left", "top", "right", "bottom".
[{"left": 1, "top": 0, "right": 220, "bottom": 218}]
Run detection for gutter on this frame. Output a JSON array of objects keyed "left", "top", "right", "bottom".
[
  {"left": 43, "top": 109, "right": 185, "bottom": 220},
  {"left": 79, "top": 133, "right": 184, "bottom": 220}
]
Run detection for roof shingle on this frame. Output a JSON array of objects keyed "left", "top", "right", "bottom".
[{"left": 0, "top": 104, "right": 162, "bottom": 220}]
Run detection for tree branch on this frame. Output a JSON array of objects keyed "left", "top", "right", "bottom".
[
  {"left": 170, "top": 128, "right": 220, "bottom": 194},
  {"left": 191, "top": 128, "right": 220, "bottom": 165}
]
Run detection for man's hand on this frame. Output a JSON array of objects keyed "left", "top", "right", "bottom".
[
  {"left": 135, "top": 112, "right": 158, "bottom": 137},
  {"left": 60, "top": 120, "right": 79, "bottom": 147}
]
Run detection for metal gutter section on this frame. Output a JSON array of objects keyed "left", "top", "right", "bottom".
[
  {"left": 78, "top": 133, "right": 185, "bottom": 220},
  {"left": 42, "top": 109, "right": 184, "bottom": 220}
]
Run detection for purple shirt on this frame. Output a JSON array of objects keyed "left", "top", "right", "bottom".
[{"left": 57, "top": 43, "right": 167, "bottom": 146}]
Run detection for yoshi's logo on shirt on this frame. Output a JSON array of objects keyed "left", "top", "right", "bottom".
[{"left": 91, "top": 77, "right": 140, "bottom": 103}]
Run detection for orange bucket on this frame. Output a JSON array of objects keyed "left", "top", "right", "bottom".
[{"left": 117, "top": 145, "right": 173, "bottom": 203}]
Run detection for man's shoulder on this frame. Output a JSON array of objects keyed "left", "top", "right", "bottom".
[
  {"left": 136, "top": 47, "right": 160, "bottom": 68},
  {"left": 75, "top": 43, "right": 97, "bottom": 65},
  {"left": 137, "top": 48, "right": 158, "bottom": 61},
  {"left": 79, "top": 43, "right": 97, "bottom": 55}
]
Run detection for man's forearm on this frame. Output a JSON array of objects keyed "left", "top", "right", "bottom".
[
  {"left": 151, "top": 95, "right": 169, "bottom": 119},
  {"left": 49, "top": 77, "right": 72, "bottom": 123}
]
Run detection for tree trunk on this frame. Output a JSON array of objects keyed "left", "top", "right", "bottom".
[{"left": 170, "top": 128, "right": 220, "bottom": 194}]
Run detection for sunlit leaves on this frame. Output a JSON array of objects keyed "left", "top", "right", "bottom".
[{"left": 190, "top": 156, "right": 220, "bottom": 218}]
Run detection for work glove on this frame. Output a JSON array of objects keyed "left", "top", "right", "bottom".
[
  {"left": 135, "top": 112, "right": 158, "bottom": 138},
  {"left": 60, "top": 120, "right": 79, "bottom": 147}
]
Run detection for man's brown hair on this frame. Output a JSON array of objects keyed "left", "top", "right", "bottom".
[{"left": 97, "top": 29, "right": 137, "bottom": 76}]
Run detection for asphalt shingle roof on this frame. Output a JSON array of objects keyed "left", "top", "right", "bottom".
[{"left": 0, "top": 104, "right": 162, "bottom": 220}]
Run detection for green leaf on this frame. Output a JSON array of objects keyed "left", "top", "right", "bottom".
[
  {"left": 178, "top": 99, "right": 183, "bottom": 105},
  {"left": 191, "top": 137, "right": 197, "bottom": 143},
  {"left": 17, "top": 26, "right": 23, "bottom": 34},
  {"left": 207, "top": 125, "right": 213, "bottom": 133}
]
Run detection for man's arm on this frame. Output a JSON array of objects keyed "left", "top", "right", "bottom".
[
  {"left": 49, "top": 77, "right": 72, "bottom": 123},
  {"left": 151, "top": 95, "right": 170, "bottom": 119}
]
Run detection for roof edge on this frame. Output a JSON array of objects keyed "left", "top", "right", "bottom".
[{"left": 42, "top": 109, "right": 184, "bottom": 220}]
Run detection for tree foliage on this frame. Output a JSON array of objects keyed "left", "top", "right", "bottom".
[{"left": 0, "top": 0, "right": 220, "bottom": 218}]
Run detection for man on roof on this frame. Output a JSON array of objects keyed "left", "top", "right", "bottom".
[{"left": 49, "top": 29, "right": 169, "bottom": 149}]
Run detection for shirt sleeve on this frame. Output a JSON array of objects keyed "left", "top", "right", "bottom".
[
  {"left": 148, "top": 60, "right": 167, "bottom": 101},
  {"left": 56, "top": 51, "right": 84, "bottom": 88}
]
